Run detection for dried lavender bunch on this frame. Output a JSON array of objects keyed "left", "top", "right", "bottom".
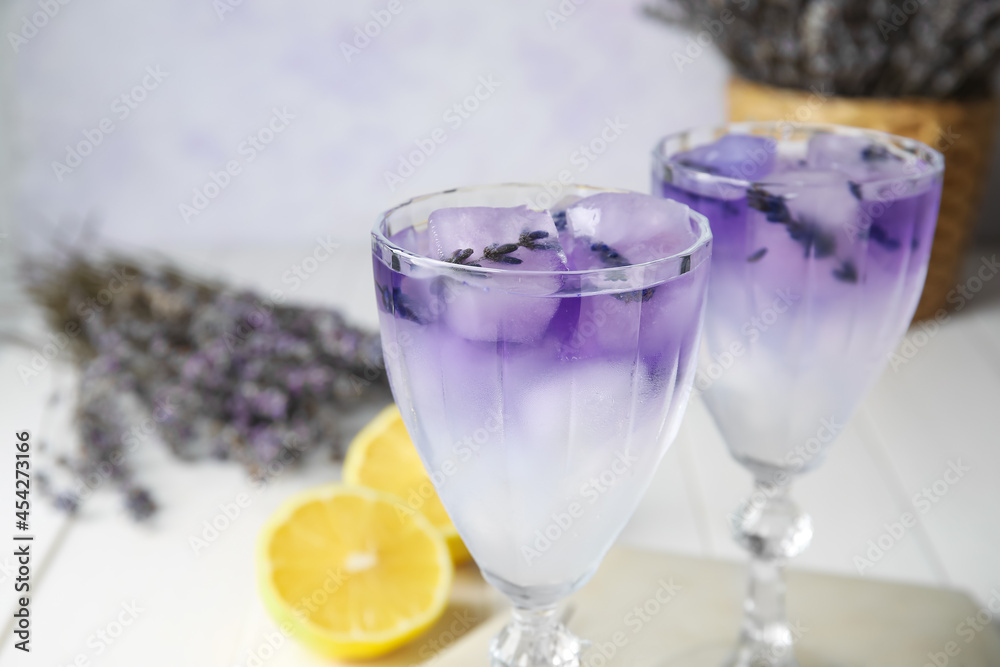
[
  {"left": 22, "top": 253, "right": 389, "bottom": 519},
  {"left": 645, "top": 0, "right": 1000, "bottom": 99}
]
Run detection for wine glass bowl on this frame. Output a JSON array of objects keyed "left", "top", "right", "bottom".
[
  {"left": 653, "top": 123, "right": 944, "bottom": 666},
  {"left": 372, "top": 184, "right": 713, "bottom": 667}
]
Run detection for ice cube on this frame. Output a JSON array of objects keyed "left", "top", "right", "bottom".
[
  {"left": 512, "top": 357, "right": 652, "bottom": 464},
  {"left": 440, "top": 281, "right": 569, "bottom": 343},
  {"left": 752, "top": 169, "right": 860, "bottom": 258},
  {"left": 427, "top": 205, "right": 567, "bottom": 270},
  {"left": 386, "top": 224, "right": 428, "bottom": 256},
  {"left": 563, "top": 193, "right": 700, "bottom": 269},
  {"left": 675, "top": 134, "right": 777, "bottom": 181},
  {"left": 548, "top": 194, "right": 585, "bottom": 254},
  {"left": 426, "top": 205, "right": 568, "bottom": 342},
  {"left": 806, "top": 133, "right": 912, "bottom": 184},
  {"left": 561, "top": 291, "right": 642, "bottom": 358}
]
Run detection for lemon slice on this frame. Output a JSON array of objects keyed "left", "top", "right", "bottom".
[
  {"left": 343, "top": 404, "right": 471, "bottom": 564},
  {"left": 256, "top": 484, "right": 453, "bottom": 659}
]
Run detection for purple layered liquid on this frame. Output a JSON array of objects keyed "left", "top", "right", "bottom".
[
  {"left": 655, "top": 130, "right": 942, "bottom": 475},
  {"left": 372, "top": 191, "right": 709, "bottom": 592}
]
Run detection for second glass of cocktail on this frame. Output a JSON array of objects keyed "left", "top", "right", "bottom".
[
  {"left": 652, "top": 123, "right": 944, "bottom": 666},
  {"left": 372, "top": 184, "right": 712, "bottom": 666}
]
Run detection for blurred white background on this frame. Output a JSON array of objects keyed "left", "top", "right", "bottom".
[
  {"left": 4, "top": 0, "right": 999, "bottom": 253},
  {"left": 1, "top": 0, "right": 735, "bottom": 252}
]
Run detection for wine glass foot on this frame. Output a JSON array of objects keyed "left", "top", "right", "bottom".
[
  {"left": 489, "top": 606, "right": 585, "bottom": 667},
  {"left": 726, "top": 641, "right": 800, "bottom": 667},
  {"left": 658, "top": 639, "right": 857, "bottom": 667},
  {"left": 657, "top": 641, "right": 799, "bottom": 667}
]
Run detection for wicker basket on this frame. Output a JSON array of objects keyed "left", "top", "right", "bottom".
[{"left": 728, "top": 76, "right": 997, "bottom": 321}]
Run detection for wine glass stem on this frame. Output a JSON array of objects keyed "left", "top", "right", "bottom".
[
  {"left": 740, "top": 555, "right": 794, "bottom": 664},
  {"left": 512, "top": 604, "right": 560, "bottom": 634},
  {"left": 489, "top": 604, "right": 583, "bottom": 667},
  {"left": 731, "top": 478, "right": 811, "bottom": 667}
]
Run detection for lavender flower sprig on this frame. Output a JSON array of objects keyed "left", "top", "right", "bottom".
[
  {"left": 645, "top": 0, "right": 1000, "bottom": 99},
  {"left": 22, "top": 253, "right": 390, "bottom": 520}
]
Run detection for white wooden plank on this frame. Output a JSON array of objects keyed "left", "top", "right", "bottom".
[
  {"left": 672, "top": 422, "right": 719, "bottom": 554},
  {"left": 682, "top": 395, "right": 943, "bottom": 585},
  {"left": 674, "top": 397, "right": 746, "bottom": 562},
  {"left": 0, "top": 437, "right": 353, "bottom": 666},
  {"left": 863, "top": 309, "right": 1000, "bottom": 608},
  {"left": 851, "top": 406, "right": 950, "bottom": 582}
]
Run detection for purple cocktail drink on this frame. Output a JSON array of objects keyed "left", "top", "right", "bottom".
[
  {"left": 656, "top": 125, "right": 942, "bottom": 475},
  {"left": 653, "top": 124, "right": 943, "bottom": 666},
  {"left": 372, "top": 184, "right": 712, "bottom": 667}
]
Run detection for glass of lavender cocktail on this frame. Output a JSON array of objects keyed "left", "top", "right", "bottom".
[
  {"left": 372, "top": 184, "right": 712, "bottom": 667},
  {"left": 653, "top": 123, "right": 943, "bottom": 666}
]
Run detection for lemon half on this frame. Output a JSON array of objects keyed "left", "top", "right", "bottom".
[{"left": 256, "top": 484, "right": 453, "bottom": 660}]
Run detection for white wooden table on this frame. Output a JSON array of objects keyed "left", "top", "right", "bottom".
[{"left": 0, "top": 242, "right": 998, "bottom": 666}]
